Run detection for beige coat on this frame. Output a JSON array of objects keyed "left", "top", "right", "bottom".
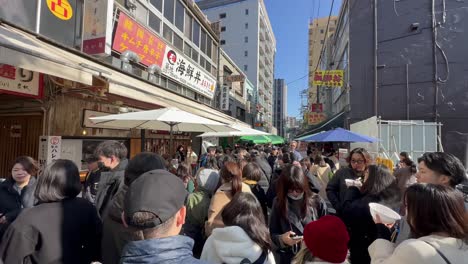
[{"left": 204, "top": 182, "right": 251, "bottom": 237}]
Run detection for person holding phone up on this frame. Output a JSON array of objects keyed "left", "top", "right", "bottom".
[{"left": 269, "top": 164, "right": 327, "bottom": 264}]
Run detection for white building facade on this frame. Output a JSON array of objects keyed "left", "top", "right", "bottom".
[{"left": 197, "top": 0, "right": 276, "bottom": 132}]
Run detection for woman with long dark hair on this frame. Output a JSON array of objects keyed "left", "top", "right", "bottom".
[
  {"left": 205, "top": 161, "right": 251, "bottom": 236},
  {"left": 370, "top": 184, "right": 468, "bottom": 263},
  {"left": 176, "top": 162, "right": 195, "bottom": 193},
  {"left": 0, "top": 159, "right": 101, "bottom": 264},
  {"left": 175, "top": 145, "right": 186, "bottom": 163},
  {"left": 342, "top": 164, "right": 401, "bottom": 264},
  {"left": 0, "top": 156, "right": 38, "bottom": 239},
  {"left": 201, "top": 192, "right": 275, "bottom": 263},
  {"left": 269, "top": 164, "right": 327, "bottom": 263}
]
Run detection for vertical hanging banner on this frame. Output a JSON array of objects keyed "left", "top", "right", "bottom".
[
  {"left": 38, "top": 136, "right": 62, "bottom": 169},
  {"left": 220, "top": 85, "right": 230, "bottom": 110},
  {"left": 82, "top": 0, "right": 114, "bottom": 55}
]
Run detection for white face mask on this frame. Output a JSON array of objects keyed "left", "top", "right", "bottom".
[{"left": 287, "top": 192, "right": 304, "bottom": 200}]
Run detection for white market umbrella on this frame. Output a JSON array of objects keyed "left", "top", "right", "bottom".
[
  {"left": 197, "top": 123, "right": 269, "bottom": 137},
  {"left": 90, "top": 107, "right": 238, "bottom": 149}
]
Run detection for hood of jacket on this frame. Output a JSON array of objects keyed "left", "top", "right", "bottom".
[
  {"left": 203, "top": 226, "right": 265, "bottom": 263},
  {"left": 121, "top": 235, "right": 202, "bottom": 264}
]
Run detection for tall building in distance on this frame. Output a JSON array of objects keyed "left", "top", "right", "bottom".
[
  {"left": 307, "top": 16, "right": 337, "bottom": 109},
  {"left": 273, "top": 79, "right": 287, "bottom": 137},
  {"left": 197, "top": 0, "right": 276, "bottom": 132}
]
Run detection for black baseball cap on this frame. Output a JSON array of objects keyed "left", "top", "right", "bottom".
[{"left": 124, "top": 169, "right": 188, "bottom": 228}]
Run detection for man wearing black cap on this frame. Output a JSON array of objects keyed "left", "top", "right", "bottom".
[
  {"left": 120, "top": 170, "right": 209, "bottom": 264},
  {"left": 81, "top": 155, "right": 102, "bottom": 205}
]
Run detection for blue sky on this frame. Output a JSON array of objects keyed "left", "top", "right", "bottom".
[{"left": 264, "top": 0, "right": 342, "bottom": 119}]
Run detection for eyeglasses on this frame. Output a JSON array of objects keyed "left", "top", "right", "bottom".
[{"left": 350, "top": 159, "right": 365, "bottom": 165}]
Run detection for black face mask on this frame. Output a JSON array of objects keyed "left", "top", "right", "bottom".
[{"left": 98, "top": 162, "right": 110, "bottom": 171}]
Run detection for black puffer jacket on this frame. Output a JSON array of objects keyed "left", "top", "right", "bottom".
[
  {"left": 342, "top": 184, "right": 401, "bottom": 264},
  {"left": 0, "top": 177, "right": 37, "bottom": 240}
]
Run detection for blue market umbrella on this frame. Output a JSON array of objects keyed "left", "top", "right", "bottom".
[{"left": 301, "top": 127, "right": 379, "bottom": 143}]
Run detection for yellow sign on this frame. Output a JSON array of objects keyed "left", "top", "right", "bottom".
[
  {"left": 307, "top": 112, "right": 327, "bottom": 125},
  {"left": 313, "top": 70, "right": 344, "bottom": 87},
  {"left": 47, "top": 0, "right": 73, "bottom": 20}
]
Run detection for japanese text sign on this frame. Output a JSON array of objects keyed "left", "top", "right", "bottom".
[
  {"left": 82, "top": 0, "right": 113, "bottom": 55},
  {"left": 161, "top": 48, "right": 216, "bottom": 99},
  {"left": 220, "top": 85, "right": 230, "bottom": 110},
  {"left": 311, "top": 103, "right": 323, "bottom": 113},
  {"left": 307, "top": 112, "right": 327, "bottom": 125},
  {"left": 0, "top": 64, "right": 43, "bottom": 98},
  {"left": 112, "top": 12, "right": 166, "bottom": 67},
  {"left": 313, "top": 70, "right": 344, "bottom": 87},
  {"left": 38, "top": 136, "right": 62, "bottom": 169}
]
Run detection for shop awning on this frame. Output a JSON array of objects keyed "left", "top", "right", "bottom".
[
  {"left": 0, "top": 23, "right": 251, "bottom": 129},
  {"left": 0, "top": 24, "right": 95, "bottom": 85},
  {"left": 296, "top": 111, "right": 346, "bottom": 140}
]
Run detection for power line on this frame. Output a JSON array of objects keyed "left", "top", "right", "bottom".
[{"left": 313, "top": 0, "right": 336, "bottom": 75}]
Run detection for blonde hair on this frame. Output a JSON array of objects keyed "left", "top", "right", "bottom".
[{"left": 292, "top": 243, "right": 314, "bottom": 264}]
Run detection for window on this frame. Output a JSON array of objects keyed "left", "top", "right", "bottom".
[
  {"left": 193, "top": 21, "right": 200, "bottom": 47},
  {"left": 244, "top": 65, "right": 248, "bottom": 71},
  {"left": 174, "top": 33, "right": 183, "bottom": 51},
  {"left": 191, "top": 49, "right": 198, "bottom": 62},
  {"left": 205, "top": 61, "right": 211, "bottom": 72},
  {"left": 244, "top": 50, "right": 248, "bottom": 57},
  {"left": 244, "top": 36, "right": 248, "bottom": 43},
  {"left": 320, "top": 40, "right": 324, "bottom": 44},
  {"left": 135, "top": 1, "right": 148, "bottom": 24},
  {"left": 164, "top": 0, "right": 175, "bottom": 23},
  {"left": 206, "top": 39, "right": 212, "bottom": 59},
  {"left": 175, "top": 0, "right": 184, "bottom": 32},
  {"left": 245, "top": 23, "right": 248, "bottom": 29},
  {"left": 219, "top": 13, "right": 226, "bottom": 19},
  {"left": 320, "top": 29, "right": 324, "bottom": 34},
  {"left": 148, "top": 12, "right": 161, "bottom": 33},
  {"left": 150, "top": 0, "right": 162, "bottom": 12},
  {"left": 184, "top": 41, "right": 191, "bottom": 57},
  {"left": 201, "top": 29, "right": 207, "bottom": 54},
  {"left": 245, "top": 9, "right": 249, "bottom": 15},
  {"left": 221, "top": 26, "right": 226, "bottom": 32},
  {"left": 220, "top": 40, "right": 226, "bottom": 45},
  {"left": 163, "top": 23, "right": 173, "bottom": 43},
  {"left": 200, "top": 56, "right": 206, "bottom": 69},
  {"left": 184, "top": 12, "right": 192, "bottom": 40}
]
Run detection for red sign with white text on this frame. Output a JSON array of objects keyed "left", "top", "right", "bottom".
[{"left": 112, "top": 12, "right": 166, "bottom": 67}]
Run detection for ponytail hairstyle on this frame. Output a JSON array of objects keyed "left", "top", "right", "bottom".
[{"left": 220, "top": 161, "right": 242, "bottom": 196}]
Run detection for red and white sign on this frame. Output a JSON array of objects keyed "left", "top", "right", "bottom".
[
  {"left": 0, "top": 64, "right": 43, "bottom": 98},
  {"left": 38, "top": 136, "right": 62, "bottom": 169},
  {"left": 161, "top": 47, "right": 216, "bottom": 99},
  {"left": 82, "top": 0, "right": 114, "bottom": 55},
  {"left": 311, "top": 103, "right": 323, "bottom": 113}
]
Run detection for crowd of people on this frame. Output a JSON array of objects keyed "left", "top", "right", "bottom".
[{"left": 0, "top": 140, "right": 467, "bottom": 264}]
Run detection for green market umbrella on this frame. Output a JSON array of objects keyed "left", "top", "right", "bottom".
[
  {"left": 237, "top": 135, "right": 272, "bottom": 144},
  {"left": 265, "top": 135, "right": 285, "bottom": 145}
]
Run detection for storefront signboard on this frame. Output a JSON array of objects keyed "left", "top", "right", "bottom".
[
  {"left": 112, "top": 11, "right": 216, "bottom": 99},
  {"left": 313, "top": 70, "right": 344, "bottom": 87},
  {"left": 0, "top": 64, "right": 43, "bottom": 98},
  {"left": 82, "top": 0, "right": 114, "bottom": 55},
  {"left": 112, "top": 12, "right": 167, "bottom": 67},
  {"left": 38, "top": 136, "right": 62, "bottom": 169},
  {"left": 161, "top": 47, "right": 216, "bottom": 99},
  {"left": 307, "top": 112, "right": 327, "bottom": 125}
]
